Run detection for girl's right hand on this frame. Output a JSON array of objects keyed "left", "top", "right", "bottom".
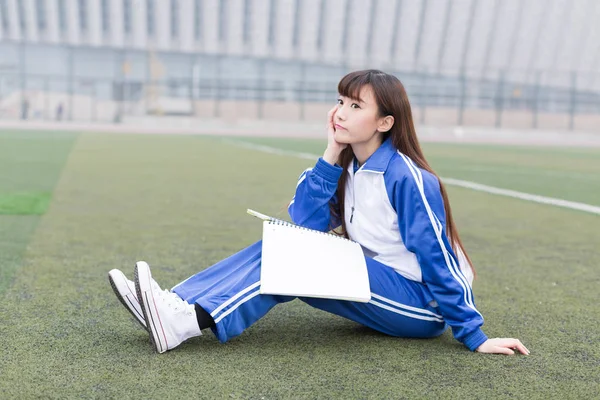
[
  {"left": 323, "top": 105, "right": 347, "bottom": 165},
  {"left": 476, "top": 338, "right": 530, "bottom": 355}
]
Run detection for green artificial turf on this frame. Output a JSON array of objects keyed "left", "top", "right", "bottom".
[
  {"left": 234, "top": 136, "right": 600, "bottom": 207},
  {"left": 0, "top": 192, "right": 52, "bottom": 215},
  {"left": 0, "top": 131, "right": 598, "bottom": 398},
  {"left": 0, "top": 130, "right": 77, "bottom": 294}
]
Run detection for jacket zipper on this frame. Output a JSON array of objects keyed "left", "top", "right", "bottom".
[{"left": 350, "top": 170, "right": 357, "bottom": 223}]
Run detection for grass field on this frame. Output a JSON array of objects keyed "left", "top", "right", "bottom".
[{"left": 0, "top": 129, "right": 599, "bottom": 399}]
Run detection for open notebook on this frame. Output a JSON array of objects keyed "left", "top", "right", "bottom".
[{"left": 248, "top": 210, "right": 370, "bottom": 303}]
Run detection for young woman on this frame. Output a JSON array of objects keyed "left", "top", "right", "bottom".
[{"left": 108, "top": 70, "right": 529, "bottom": 356}]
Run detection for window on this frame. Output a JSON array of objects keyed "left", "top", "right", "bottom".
[
  {"left": 291, "top": 0, "right": 301, "bottom": 49},
  {"left": 218, "top": 0, "right": 226, "bottom": 42},
  {"left": 194, "top": 0, "right": 202, "bottom": 40},
  {"left": 101, "top": 0, "right": 109, "bottom": 33},
  {"left": 316, "top": 0, "right": 326, "bottom": 50},
  {"left": 340, "top": 0, "right": 353, "bottom": 53},
  {"left": 147, "top": 0, "right": 155, "bottom": 36},
  {"left": 243, "top": 0, "right": 251, "bottom": 44},
  {"left": 123, "top": 0, "right": 132, "bottom": 34},
  {"left": 57, "top": 0, "right": 67, "bottom": 34},
  {"left": 0, "top": 0, "right": 9, "bottom": 35},
  {"left": 268, "top": 0, "right": 277, "bottom": 47},
  {"left": 17, "top": 0, "right": 26, "bottom": 36},
  {"left": 35, "top": 0, "right": 47, "bottom": 32},
  {"left": 171, "top": 0, "right": 179, "bottom": 38},
  {"left": 78, "top": 0, "right": 88, "bottom": 33}
]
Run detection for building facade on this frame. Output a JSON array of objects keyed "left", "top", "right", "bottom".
[{"left": 0, "top": 0, "right": 599, "bottom": 127}]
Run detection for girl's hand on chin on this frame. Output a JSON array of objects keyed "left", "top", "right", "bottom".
[{"left": 323, "top": 106, "right": 347, "bottom": 165}]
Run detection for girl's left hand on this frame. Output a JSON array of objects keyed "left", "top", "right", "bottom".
[{"left": 476, "top": 338, "right": 530, "bottom": 355}]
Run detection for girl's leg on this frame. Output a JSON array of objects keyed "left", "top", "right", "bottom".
[
  {"left": 151, "top": 241, "right": 443, "bottom": 351},
  {"left": 301, "top": 257, "right": 447, "bottom": 339},
  {"left": 171, "top": 241, "right": 294, "bottom": 344}
]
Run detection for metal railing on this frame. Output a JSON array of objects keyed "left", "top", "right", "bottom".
[{"left": 1, "top": 68, "right": 599, "bottom": 130}]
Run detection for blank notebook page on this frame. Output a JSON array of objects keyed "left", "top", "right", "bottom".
[{"left": 259, "top": 220, "right": 371, "bottom": 303}]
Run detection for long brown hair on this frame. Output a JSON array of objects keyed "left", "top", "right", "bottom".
[{"left": 330, "top": 69, "right": 474, "bottom": 274}]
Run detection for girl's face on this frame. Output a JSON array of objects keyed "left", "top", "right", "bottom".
[{"left": 333, "top": 85, "right": 392, "bottom": 146}]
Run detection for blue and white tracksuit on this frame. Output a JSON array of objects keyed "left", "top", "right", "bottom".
[{"left": 172, "top": 137, "right": 488, "bottom": 351}]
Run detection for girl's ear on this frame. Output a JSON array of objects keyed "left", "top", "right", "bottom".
[{"left": 378, "top": 115, "right": 394, "bottom": 133}]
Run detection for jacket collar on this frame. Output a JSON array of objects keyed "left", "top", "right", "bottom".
[{"left": 349, "top": 136, "right": 396, "bottom": 174}]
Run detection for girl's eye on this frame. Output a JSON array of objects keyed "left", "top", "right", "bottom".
[{"left": 337, "top": 99, "right": 359, "bottom": 109}]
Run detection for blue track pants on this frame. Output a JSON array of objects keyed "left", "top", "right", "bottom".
[{"left": 172, "top": 241, "right": 447, "bottom": 343}]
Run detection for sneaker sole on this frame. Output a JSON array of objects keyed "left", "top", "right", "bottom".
[
  {"left": 108, "top": 269, "right": 147, "bottom": 330},
  {"left": 135, "top": 261, "right": 168, "bottom": 354}
]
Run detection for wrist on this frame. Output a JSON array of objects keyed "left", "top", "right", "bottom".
[
  {"left": 464, "top": 329, "right": 489, "bottom": 352},
  {"left": 323, "top": 147, "right": 341, "bottom": 165},
  {"left": 314, "top": 158, "right": 343, "bottom": 182}
]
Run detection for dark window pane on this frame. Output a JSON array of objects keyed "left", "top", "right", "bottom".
[
  {"left": 194, "top": 0, "right": 202, "bottom": 39},
  {"left": 147, "top": 0, "right": 155, "bottom": 36},
  {"left": 243, "top": 0, "right": 251, "bottom": 44},
  {"left": 78, "top": 0, "right": 87, "bottom": 32},
  {"left": 123, "top": 0, "right": 131, "bottom": 34},
  {"left": 58, "top": 0, "right": 68, "bottom": 33},
  {"left": 0, "top": 0, "right": 10, "bottom": 34},
  {"left": 292, "top": 0, "right": 301, "bottom": 48},
  {"left": 35, "top": 0, "right": 46, "bottom": 31},
  {"left": 218, "top": 0, "right": 226, "bottom": 42},
  {"left": 171, "top": 0, "right": 179, "bottom": 38},
  {"left": 17, "top": 0, "right": 26, "bottom": 35},
  {"left": 268, "top": 0, "right": 276, "bottom": 47},
  {"left": 101, "top": 0, "right": 110, "bottom": 33}
]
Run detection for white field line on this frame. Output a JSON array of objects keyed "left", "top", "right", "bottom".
[
  {"left": 223, "top": 139, "right": 318, "bottom": 160},
  {"left": 441, "top": 178, "right": 600, "bottom": 215},
  {"left": 446, "top": 164, "right": 597, "bottom": 182},
  {"left": 226, "top": 139, "right": 600, "bottom": 216}
]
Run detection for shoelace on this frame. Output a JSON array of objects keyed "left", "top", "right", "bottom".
[{"left": 157, "top": 289, "right": 195, "bottom": 315}]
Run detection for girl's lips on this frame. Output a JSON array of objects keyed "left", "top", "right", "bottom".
[{"left": 335, "top": 124, "right": 347, "bottom": 130}]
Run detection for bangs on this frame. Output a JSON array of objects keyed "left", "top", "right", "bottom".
[{"left": 337, "top": 71, "right": 373, "bottom": 102}]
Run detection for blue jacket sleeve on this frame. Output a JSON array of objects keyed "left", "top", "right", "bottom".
[
  {"left": 394, "top": 172, "right": 488, "bottom": 351},
  {"left": 288, "top": 158, "right": 343, "bottom": 232}
]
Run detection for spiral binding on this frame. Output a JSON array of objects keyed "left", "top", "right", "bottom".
[{"left": 267, "top": 219, "right": 353, "bottom": 242}]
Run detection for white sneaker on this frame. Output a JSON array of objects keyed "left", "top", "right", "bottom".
[
  {"left": 134, "top": 261, "right": 202, "bottom": 353},
  {"left": 108, "top": 269, "right": 147, "bottom": 330}
]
